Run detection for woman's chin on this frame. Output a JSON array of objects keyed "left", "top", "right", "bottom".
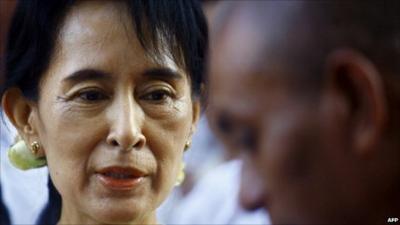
[
  {"left": 96, "top": 213, "right": 144, "bottom": 224},
  {"left": 59, "top": 206, "right": 151, "bottom": 225},
  {"left": 90, "top": 205, "right": 153, "bottom": 224}
]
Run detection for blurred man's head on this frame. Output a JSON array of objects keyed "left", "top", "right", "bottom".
[{"left": 207, "top": 1, "right": 400, "bottom": 224}]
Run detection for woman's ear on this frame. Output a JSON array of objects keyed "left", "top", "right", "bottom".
[
  {"left": 190, "top": 99, "right": 201, "bottom": 135},
  {"left": 323, "top": 48, "right": 387, "bottom": 155},
  {"left": 2, "top": 88, "right": 40, "bottom": 146}
]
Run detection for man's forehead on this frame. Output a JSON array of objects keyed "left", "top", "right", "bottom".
[
  {"left": 209, "top": 1, "right": 321, "bottom": 100},
  {"left": 209, "top": 16, "right": 266, "bottom": 88},
  {"left": 210, "top": 2, "right": 308, "bottom": 78},
  {"left": 209, "top": 24, "right": 291, "bottom": 92},
  {"left": 208, "top": 1, "right": 310, "bottom": 121}
]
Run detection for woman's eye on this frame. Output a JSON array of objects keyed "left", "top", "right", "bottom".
[
  {"left": 77, "top": 90, "right": 108, "bottom": 102},
  {"left": 141, "top": 90, "right": 172, "bottom": 102}
]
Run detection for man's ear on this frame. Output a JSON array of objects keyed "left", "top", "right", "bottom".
[
  {"left": 323, "top": 49, "right": 387, "bottom": 155},
  {"left": 2, "top": 88, "right": 40, "bottom": 149}
]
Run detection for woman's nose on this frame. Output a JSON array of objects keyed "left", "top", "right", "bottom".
[
  {"left": 106, "top": 98, "right": 146, "bottom": 151},
  {"left": 239, "top": 158, "right": 266, "bottom": 211}
]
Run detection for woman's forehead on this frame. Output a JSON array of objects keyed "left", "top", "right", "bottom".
[
  {"left": 58, "top": 1, "right": 134, "bottom": 52},
  {"left": 49, "top": 1, "right": 182, "bottom": 81}
]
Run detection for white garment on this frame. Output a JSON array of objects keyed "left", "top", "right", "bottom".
[
  {"left": 161, "top": 159, "right": 270, "bottom": 224},
  {"left": 0, "top": 113, "right": 48, "bottom": 225},
  {"left": 183, "top": 116, "right": 224, "bottom": 181},
  {"left": 157, "top": 116, "right": 226, "bottom": 223}
]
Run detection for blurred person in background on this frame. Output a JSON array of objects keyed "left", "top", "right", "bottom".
[
  {"left": 158, "top": 116, "right": 270, "bottom": 224},
  {"left": 1, "top": 1, "right": 207, "bottom": 224},
  {"left": 157, "top": 1, "right": 270, "bottom": 224},
  {"left": 207, "top": 1, "right": 400, "bottom": 224},
  {"left": 167, "top": 158, "right": 270, "bottom": 224},
  {"left": 157, "top": 116, "right": 225, "bottom": 223}
]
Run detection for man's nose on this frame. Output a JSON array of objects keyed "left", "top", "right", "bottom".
[
  {"left": 239, "top": 158, "right": 266, "bottom": 211},
  {"left": 106, "top": 97, "right": 146, "bottom": 151}
]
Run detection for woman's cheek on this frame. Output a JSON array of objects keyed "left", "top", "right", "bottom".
[
  {"left": 153, "top": 153, "right": 181, "bottom": 205},
  {"left": 45, "top": 143, "right": 84, "bottom": 201}
]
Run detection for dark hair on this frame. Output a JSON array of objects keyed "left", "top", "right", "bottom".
[
  {"left": 1, "top": 0, "right": 208, "bottom": 102},
  {"left": 36, "top": 177, "right": 61, "bottom": 225},
  {"left": 0, "top": 185, "right": 11, "bottom": 225}
]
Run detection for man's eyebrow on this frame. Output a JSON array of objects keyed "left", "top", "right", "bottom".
[
  {"left": 62, "top": 69, "right": 112, "bottom": 84},
  {"left": 142, "top": 68, "right": 183, "bottom": 81}
]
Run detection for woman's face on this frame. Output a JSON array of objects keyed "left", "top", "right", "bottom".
[{"left": 31, "top": 1, "right": 198, "bottom": 224}]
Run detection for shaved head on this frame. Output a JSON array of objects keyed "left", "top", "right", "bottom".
[{"left": 211, "top": 1, "right": 400, "bottom": 88}]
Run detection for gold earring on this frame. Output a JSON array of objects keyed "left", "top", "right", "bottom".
[
  {"left": 31, "top": 141, "right": 40, "bottom": 155},
  {"left": 175, "top": 162, "right": 186, "bottom": 186},
  {"left": 184, "top": 140, "right": 191, "bottom": 151}
]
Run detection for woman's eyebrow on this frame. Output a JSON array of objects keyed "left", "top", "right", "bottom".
[
  {"left": 142, "top": 68, "right": 183, "bottom": 81},
  {"left": 62, "top": 69, "right": 112, "bottom": 84}
]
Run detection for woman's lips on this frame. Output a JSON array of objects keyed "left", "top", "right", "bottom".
[{"left": 96, "top": 166, "right": 146, "bottom": 190}]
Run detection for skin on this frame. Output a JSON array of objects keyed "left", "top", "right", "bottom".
[
  {"left": 207, "top": 1, "right": 399, "bottom": 224},
  {"left": 2, "top": 1, "right": 199, "bottom": 224}
]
